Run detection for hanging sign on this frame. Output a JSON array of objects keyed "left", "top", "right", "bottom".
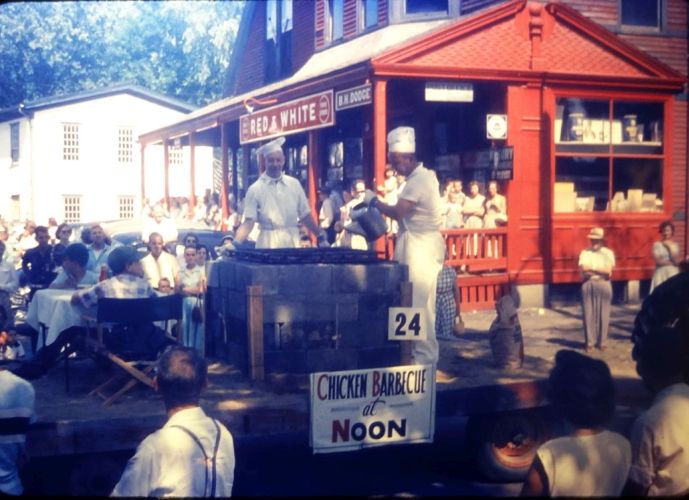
[
  {"left": 486, "top": 114, "right": 508, "bottom": 140},
  {"left": 425, "top": 82, "right": 474, "bottom": 102},
  {"left": 489, "top": 146, "right": 514, "bottom": 181},
  {"left": 310, "top": 364, "right": 436, "bottom": 453},
  {"left": 335, "top": 83, "right": 372, "bottom": 111},
  {"left": 239, "top": 90, "right": 334, "bottom": 144}
]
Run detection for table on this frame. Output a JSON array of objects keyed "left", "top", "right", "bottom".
[{"left": 25, "top": 289, "right": 85, "bottom": 349}]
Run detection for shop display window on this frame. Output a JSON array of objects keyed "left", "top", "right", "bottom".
[{"left": 554, "top": 97, "right": 664, "bottom": 213}]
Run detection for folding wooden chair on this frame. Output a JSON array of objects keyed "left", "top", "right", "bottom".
[{"left": 85, "top": 294, "right": 183, "bottom": 406}]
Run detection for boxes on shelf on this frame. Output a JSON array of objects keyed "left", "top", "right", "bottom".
[{"left": 627, "top": 189, "right": 643, "bottom": 211}]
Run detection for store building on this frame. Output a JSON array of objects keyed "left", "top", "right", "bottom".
[{"left": 139, "top": 0, "right": 687, "bottom": 308}]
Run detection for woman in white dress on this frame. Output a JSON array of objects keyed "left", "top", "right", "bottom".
[
  {"left": 177, "top": 245, "right": 206, "bottom": 353},
  {"left": 650, "top": 220, "right": 680, "bottom": 293}
]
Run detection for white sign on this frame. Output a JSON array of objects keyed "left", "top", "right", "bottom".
[
  {"left": 310, "top": 365, "right": 436, "bottom": 453},
  {"left": 424, "top": 82, "right": 474, "bottom": 102},
  {"left": 388, "top": 307, "right": 427, "bottom": 340},
  {"left": 335, "top": 83, "right": 372, "bottom": 111},
  {"left": 486, "top": 114, "right": 508, "bottom": 140}
]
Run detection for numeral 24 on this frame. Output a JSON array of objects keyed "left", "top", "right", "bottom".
[{"left": 395, "top": 312, "right": 421, "bottom": 336}]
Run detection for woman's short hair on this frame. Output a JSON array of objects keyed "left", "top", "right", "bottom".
[
  {"left": 659, "top": 220, "right": 674, "bottom": 235},
  {"left": 547, "top": 349, "right": 615, "bottom": 428}
]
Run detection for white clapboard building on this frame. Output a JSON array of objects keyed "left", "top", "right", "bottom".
[{"left": 0, "top": 84, "right": 214, "bottom": 224}]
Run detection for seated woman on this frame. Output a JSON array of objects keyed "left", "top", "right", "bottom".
[
  {"left": 520, "top": 349, "right": 631, "bottom": 497},
  {"left": 177, "top": 245, "right": 206, "bottom": 354}
]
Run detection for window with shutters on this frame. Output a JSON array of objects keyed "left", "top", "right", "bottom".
[{"left": 265, "top": 0, "right": 293, "bottom": 83}]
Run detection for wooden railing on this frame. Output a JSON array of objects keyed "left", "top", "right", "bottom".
[
  {"left": 383, "top": 228, "right": 508, "bottom": 271},
  {"left": 441, "top": 227, "right": 508, "bottom": 272}
]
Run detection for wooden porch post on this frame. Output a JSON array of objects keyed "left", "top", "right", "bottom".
[
  {"left": 140, "top": 143, "right": 146, "bottom": 208},
  {"left": 163, "top": 139, "right": 170, "bottom": 209},
  {"left": 308, "top": 130, "right": 320, "bottom": 222},
  {"left": 373, "top": 78, "right": 388, "bottom": 255},
  {"left": 189, "top": 131, "right": 196, "bottom": 214},
  {"left": 220, "top": 123, "right": 230, "bottom": 230}
]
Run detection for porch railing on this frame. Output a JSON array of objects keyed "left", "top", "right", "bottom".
[{"left": 383, "top": 227, "right": 508, "bottom": 273}]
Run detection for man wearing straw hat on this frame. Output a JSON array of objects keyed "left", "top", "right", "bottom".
[
  {"left": 232, "top": 137, "right": 327, "bottom": 249},
  {"left": 578, "top": 227, "right": 615, "bottom": 352},
  {"left": 365, "top": 126, "right": 446, "bottom": 369}
]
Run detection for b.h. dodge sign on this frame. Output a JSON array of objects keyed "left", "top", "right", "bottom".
[
  {"left": 309, "top": 364, "right": 436, "bottom": 453},
  {"left": 239, "top": 90, "right": 334, "bottom": 144}
]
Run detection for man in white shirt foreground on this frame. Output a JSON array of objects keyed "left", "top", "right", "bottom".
[{"left": 112, "top": 346, "right": 235, "bottom": 497}]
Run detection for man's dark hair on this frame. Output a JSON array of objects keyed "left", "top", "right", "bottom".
[
  {"left": 547, "top": 349, "right": 615, "bottom": 428},
  {"left": 636, "top": 327, "right": 689, "bottom": 383},
  {"left": 63, "top": 243, "right": 89, "bottom": 267},
  {"left": 156, "top": 346, "right": 207, "bottom": 409},
  {"left": 184, "top": 232, "right": 199, "bottom": 244},
  {"left": 35, "top": 225, "right": 49, "bottom": 236}
]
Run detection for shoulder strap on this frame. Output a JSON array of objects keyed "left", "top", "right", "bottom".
[{"left": 170, "top": 419, "right": 222, "bottom": 497}]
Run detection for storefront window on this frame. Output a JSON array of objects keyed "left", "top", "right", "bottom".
[{"left": 554, "top": 97, "right": 664, "bottom": 213}]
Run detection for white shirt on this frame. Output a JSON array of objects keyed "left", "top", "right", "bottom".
[
  {"left": 629, "top": 383, "right": 689, "bottom": 496},
  {"left": 397, "top": 165, "right": 443, "bottom": 234},
  {"left": 141, "top": 251, "right": 180, "bottom": 289},
  {"left": 537, "top": 431, "right": 631, "bottom": 497},
  {"left": 242, "top": 173, "right": 311, "bottom": 249},
  {"left": 112, "top": 407, "right": 235, "bottom": 497},
  {"left": 578, "top": 246, "right": 615, "bottom": 274},
  {"left": 49, "top": 269, "right": 99, "bottom": 289},
  {"left": 0, "top": 371, "right": 35, "bottom": 495}
]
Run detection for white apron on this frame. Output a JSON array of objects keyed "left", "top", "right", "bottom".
[{"left": 394, "top": 228, "right": 445, "bottom": 365}]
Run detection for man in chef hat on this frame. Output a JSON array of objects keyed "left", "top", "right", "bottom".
[
  {"left": 365, "top": 126, "right": 447, "bottom": 376},
  {"left": 232, "top": 137, "right": 327, "bottom": 249}
]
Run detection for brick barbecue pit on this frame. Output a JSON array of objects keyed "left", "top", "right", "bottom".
[{"left": 207, "top": 249, "right": 408, "bottom": 376}]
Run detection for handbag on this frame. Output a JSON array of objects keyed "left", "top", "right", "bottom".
[{"left": 192, "top": 295, "right": 204, "bottom": 324}]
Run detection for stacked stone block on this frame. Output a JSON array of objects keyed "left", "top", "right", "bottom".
[{"left": 207, "top": 258, "right": 408, "bottom": 374}]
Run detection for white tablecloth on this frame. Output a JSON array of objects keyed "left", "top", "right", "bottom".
[{"left": 25, "top": 289, "right": 84, "bottom": 349}]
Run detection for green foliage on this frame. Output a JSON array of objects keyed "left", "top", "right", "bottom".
[{"left": 0, "top": 1, "right": 243, "bottom": 108}]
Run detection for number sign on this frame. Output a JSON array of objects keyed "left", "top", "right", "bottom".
[{"left": 388, "top": 307, "right": 427, "bottom": 340}]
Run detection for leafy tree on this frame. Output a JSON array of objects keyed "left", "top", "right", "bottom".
[{"left": 0, "top": 1, "right": 243, "bottom": 108}]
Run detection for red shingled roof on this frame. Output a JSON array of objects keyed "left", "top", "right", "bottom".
[{"left": 372, "top": 0, "right": 684, "bottom": 89}]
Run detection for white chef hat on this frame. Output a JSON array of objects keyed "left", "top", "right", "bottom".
[
  {"left": 257, "top": 137, "right": 286, "bottom": 158},
  {"left": 387, "top": 126, "right": 415, "bottom": 154}
]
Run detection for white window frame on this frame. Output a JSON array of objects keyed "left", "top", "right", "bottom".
[
  {"left": 118, "top": 127, "right": 134, "bottom": 164},
  {"left": 169, "top": 144, "right": 184, "bottom": 166},
  {"left": 10, "top": 122, "right": 19, "bottom": 164},
  {"left": 118, "top": 195, "right": 136, "bottom": 219},
  {"left": 619, "top": 0, "right": 663, "bottom": 32},
  {"left": 62, "top": 123, "right": 80, "bottom": 161},
  {"left": 63, "top": 195, "right": 82, "bottom": 223}
]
